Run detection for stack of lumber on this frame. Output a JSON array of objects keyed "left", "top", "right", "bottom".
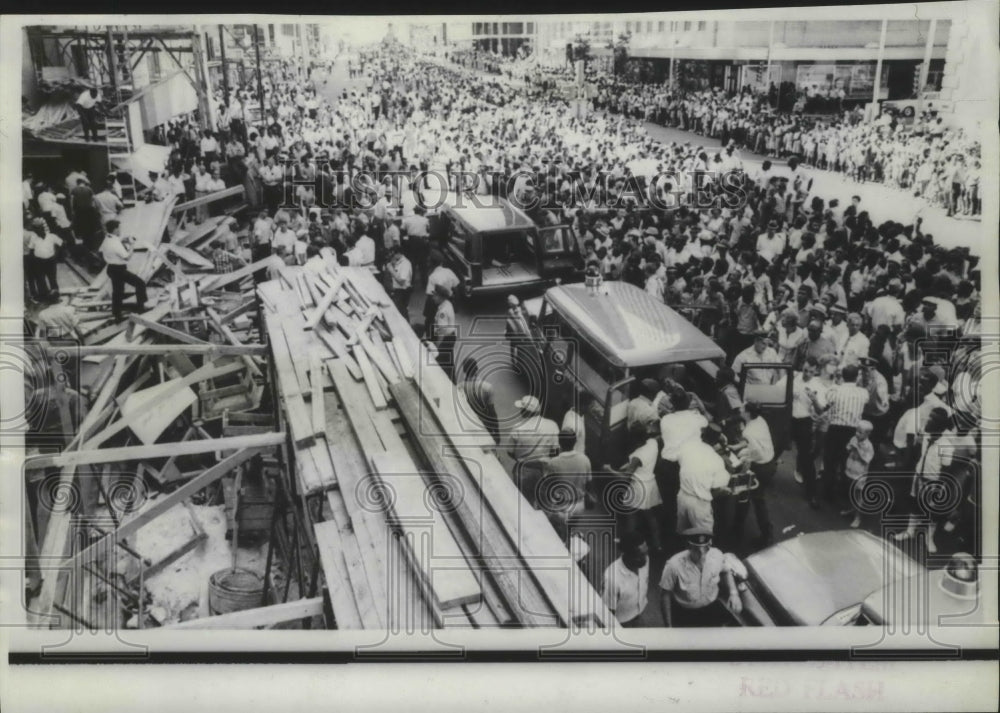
[{"left": 259, "top": 259, "right": 612, "bottom": 630}]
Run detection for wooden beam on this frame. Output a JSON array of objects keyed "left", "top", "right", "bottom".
[
  {"left": 83, "top": 360, "right": 244, "bottom": 449},
  {"left": 205, "top": 308, "right": 263, "bottom": 379},
  {"left": 200, "top": 254, "right": 282, "bottom": 292},
  {"left": 26, "top": 432, "right": 285, "bottom": 471},
  {"left": 303, "top": 273, "right": 347, "bottom": 330},
  {"left": 45, "top": 343, "right": 268, "bottom": 357},
  {"left": 172, "top": 186, "right": 243, "bottom": 213},
  {"left": 127, "top": 314, "right": 212, "bottom": 346},
  {"left": 166, "top": 596, "right": 324, "bottom": 630},
  {"left": 64, "top": 446, "right": 272, "bottom": 569},
  {"left": 370, "top": 452, "right": 483, "bottom": 610}
]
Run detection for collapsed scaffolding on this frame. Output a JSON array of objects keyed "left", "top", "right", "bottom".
[{"left": 24, "top": 191, "right": 611, "bottom": 630}]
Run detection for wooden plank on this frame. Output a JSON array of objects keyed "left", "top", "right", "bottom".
[
  {"left": 218, "top": 298, "right": 256, "bottom": 325},
  {"left": 162, "top": 242, "right": 214, "bottom": 269},
  {"left": 127, "top": 531, "right": 208, "bottom": 588},
  {"left": 31, "top": 356, "right": 131, "bottom": 626},
  {"left": 351, "top": 345, "right": 387, "bottom": 410},
  {"left": 370, "top": 452, "right": 482, "bottom": 610},
  {"left": 168, "top": 596, "right": 323, "bottom": 630},
  {"left": 294, "top": 444, "right": 324, "bottom": 496},
  {"left": 127, "top": 314, "right": 211, "bottom": 346},
  {"left": 388, "top": 379, "right": 556, "bottom": 627},
  {"left": 314, "top": 326, "right": 363, "bottom": 380},
  {"left": 314, "top": 520, "right": 381, "bottom": 629},
  {"left": 26, "top": 432, "right": 285, "bottom": 471},
  {"left": 309, "top": 351, "right": 325, "bottom": 438},
  {"left": 172, "top": 185, "right": 243, "bottom": 213},
  {"left": 63, "top": 446, "right": 271, "bottom": 570},
  {"left": 200, "top": 255, "right": 282, "bottom": 292},
  {"left": 304, "top": 273, "right": 347, "bottom": 330},
  {"left": 205, "top": 308, "right": 263, "bottom": 379},
  {"left": 280, "top": 319, "right": 313, "bottom": 394},
  {"left": 84, "top": 360, "right": 243, "bottom": 450},
  {"left": 171, "top": 215, "right": 227, "bottom": 249},
  {"left": 61, "top": 343, "right": 267, "bottom": 357},
  {"left": 320, "top": 392, "right": 394, "bottom": 623}
]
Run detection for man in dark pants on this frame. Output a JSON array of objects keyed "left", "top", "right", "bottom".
[
  {"left": 659, "top": 528, "right": 741, "bottom": 627},
  {"left": 822, "top": 364, "right": 869, "bottom": 503},
  {"left": 100, "top": 219, "right": 147, "bottom": 322},
  {"left": 730, "top": 400, "right": 776, "bottom": 550},
  {"left": 74, "top": 87, "right": 101, "bottom": 142}
]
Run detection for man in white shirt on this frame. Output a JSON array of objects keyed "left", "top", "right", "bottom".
[
  {"left": 731, "top": 401, "right": 775, "bottom": 548},
  {"left": 656, "top": 390, "right": 710, "bottom": 534},
  {"left": 839, "top": 313, "right": 870, "bottom": 368},
  {"left": 676, "top": 425, "right": 732, "bottom": 535},
  {"left": 601, "top": 531, "right": 649, "bottom": 627},
  {"left": 423, "top": 253, "right": 460, "bottom": 328},
  {"left": 385, "top": 246, "right": 413, "bottom": 323},
  {"left": 755, "top": 220, "right": 786, "bottom": 263},
  {"left": 28, "top": 222, "right": 63, "bottom": 300},
  {"left": 74, "top": 87, "right": 101, "bottom": 141},
  {"left": 732, "top": 333, "right": 782, "bottom": 385},
  {"left": 345, "top": 232, "right": 376, "bottom": 269},
  {"left": 100, "top": 219, "right": 146, "bottom": 321}
]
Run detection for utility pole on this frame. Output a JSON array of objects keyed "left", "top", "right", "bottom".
[
  {"left": 254, "top": 24, "right": 266, "bottom": 123},
  {"left": 872, "top": 18, "right": 888, "bottom": 116},
  {"left": 219, "top": 24, "right": 230, "bottom": 106},
  {"left": 917, "top": 18, "right": 937, "bottom": 114},
  {"left": 192, "top": 28, "right": 215, "bottom": 130},
  {"left": 106, "top": 26, "right": 119, "bottom": 101}
]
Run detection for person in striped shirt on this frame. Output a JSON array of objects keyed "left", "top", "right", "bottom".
[{"left": 820, "top": 364, "right": 870, "bottom": 504}]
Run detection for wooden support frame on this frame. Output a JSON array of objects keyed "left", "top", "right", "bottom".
[
  {"left": 166, "top": 596, "right": 324, "bottom": 630},
  {"left": 62, "top": 444, "right": 277, "bottom": 570},
  {"left": 26, "top": 432, "right": 286, "bottom": 471}
]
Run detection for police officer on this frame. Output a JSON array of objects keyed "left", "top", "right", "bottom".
[{"left": 658, "top": 527, "right": 742, "bottom": 627}]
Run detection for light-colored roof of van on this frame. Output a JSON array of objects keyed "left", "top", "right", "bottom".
[
  {"left": 545, "top": 281, "right": 726, "bottom": 368},
  {"left": 447, "top": 195, "right": 535, "bottom": 233}
]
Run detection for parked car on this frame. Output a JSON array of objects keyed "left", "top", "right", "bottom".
[{"left": 732, "top": 530, "right": 987, "bottom": 626}]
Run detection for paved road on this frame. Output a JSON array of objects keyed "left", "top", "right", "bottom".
[{"left": 312, "top": 61, "right": 972, "bottom": 626}]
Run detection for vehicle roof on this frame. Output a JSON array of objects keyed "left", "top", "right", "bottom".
[
  {"left": 863, "top": 570, "right": 990, "bottom": 625},
  {"left": 446, "top": 195, "right": 535, "bottom": 233},
  {"left": 745, "top": 531, "right": 920, "bottom": 626},
  {"left": 544, "top": 281, "right": 726, "bottom": 368}
]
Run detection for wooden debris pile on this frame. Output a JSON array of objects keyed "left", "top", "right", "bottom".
[{"left": 258, "top": 255, "right": 613, "bottom": 630}]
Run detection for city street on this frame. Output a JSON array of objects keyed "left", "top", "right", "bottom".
[{"left": 312, "top": 58, "right": 979, "bottom": 626}]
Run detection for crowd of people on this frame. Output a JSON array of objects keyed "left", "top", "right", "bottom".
[
  {"left": 590, "top": 76, "right": 982, "bottom": 218},
  {"left": 22, "top": 43, "right": 984, "bottom": 628}
]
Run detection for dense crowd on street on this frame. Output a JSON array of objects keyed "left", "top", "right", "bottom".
[
  {"left": 22, "top": 43, "right": 984, "bottom": 627},
  {"left": 592, "top": 76, "right": 982, "bottom": 217}
]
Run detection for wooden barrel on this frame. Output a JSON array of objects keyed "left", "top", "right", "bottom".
[{"left": 208, "top": 568, "right": 264, "bottom": 616}]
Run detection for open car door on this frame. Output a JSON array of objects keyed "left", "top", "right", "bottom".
[
  {"left": 738, "top": 362, "right": 794, "bottom": 455},
  {"left": 537, "top": 225, "right": 583, "bottom": 281}
]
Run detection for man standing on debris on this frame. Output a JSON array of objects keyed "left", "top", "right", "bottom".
[
  {"left": 101, "top": 219, "right": 147, "bottom": 322},
  {"left": 74, "top": 87, "right": 101, "bottom": 142}
]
